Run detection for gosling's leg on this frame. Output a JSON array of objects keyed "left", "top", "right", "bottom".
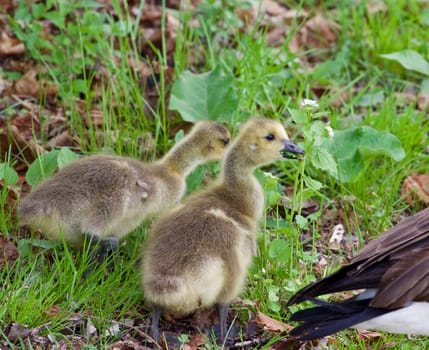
[
  {"left": 82, "top": 234, "right": 118, "bottom": 278},
  {"left": 217, "top": 302, "right": 229, "bottom": 343},
  {"left": 151, "top": 304, "right": 163, "bottom": 343},
  {"left": 96, "top": 236, "right": 119, "bottom": 266}
]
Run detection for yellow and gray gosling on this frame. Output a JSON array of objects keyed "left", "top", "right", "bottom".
[
  {"left": 19, "top": 121, "right": 230, "bottom": 269},
  {"left": 141, "top": 117, "right": 303, "bottom": 343}
]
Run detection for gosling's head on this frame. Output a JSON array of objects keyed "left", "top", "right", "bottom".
[
  {"left": 232, "top": 117, "right": 304, "bottom": 167},
  {"left": 187, "top": 121, "right": 231, "bottom": 161}
]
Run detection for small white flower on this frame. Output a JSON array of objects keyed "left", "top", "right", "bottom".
[
  {"left": 300, "top": 99, "right": 319, "bottom": 108},
  {"left": 325, "top": 125, "right": 334, "bottom": 137}
]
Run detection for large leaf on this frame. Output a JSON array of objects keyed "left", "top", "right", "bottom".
[
  {"left": 358, "top": 126, "right": 406, "bottom": 161},
  {"left": 309, "top": 148, "right": 338, "bottom": 178},
  {"left": 0, "top": 164, "right": 18, "bottom": 185},
  {"left": 268, "top": 239, "right": 291, "bottom": 263},
  {"left": 26, "top": 150, "right": 60, "bottom": 187},
  {"left": 324, "top": 126, "right": 405, "bottom": 183},
  {"left": 57, "top": 147, "right": 80, "bottom": 168},
  {"left": 169, "top": 65, "right": 238, "bottom": 122},
  {"left": 380, "top": 50, "right": 429, "bottom": 77}
]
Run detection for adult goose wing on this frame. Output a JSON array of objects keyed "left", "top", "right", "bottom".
[
  {"left": 288, "top": 208, "right": 429, "bottom": 340},
  {"left": 288, "top": 207, "right": 429, "bottom": 305}
]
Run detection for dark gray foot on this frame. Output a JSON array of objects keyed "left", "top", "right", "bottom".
[
  {"left": 82, "top": 234, "right": 118, "bottom": 279},
  {"left": 217, "top": 303, "right": 229, "bottom": 343},
  {"left": 96, "top": 236, "right": 119, "bottom": 266},
  {"left": 151, "top": 304, "right": 163, "bottom": 343}
]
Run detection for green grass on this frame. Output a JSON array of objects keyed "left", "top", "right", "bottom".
[{"left": 1, "top": 0, "right": 429, "bottom": 348}]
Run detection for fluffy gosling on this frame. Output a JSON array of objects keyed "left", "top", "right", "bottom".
[
  {"left": 19, "top": 121, "right": 230, "bottom": 266},
  {"left": 141, "top": 117, "right": 304, "bottom": 343}
]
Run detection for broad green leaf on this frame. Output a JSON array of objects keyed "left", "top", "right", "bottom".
[
  {"left": 26, "top": 150, "right": 60, "bottom": 187},
  {"left": 359, "top": 126, "right": 405, "bottom": 161},
  {"left": 310, "top": 148, "right": 338, "bottom": 177},
  {"left": 71, "top": 79, "right": 88, "bottom": 94},
  {"left": 421, "top": 8, "right": 429, "bottom": 26},
  {"left": 18, "top": 239, "right": 58, "bottom": 257},
  {"left": 186, "top": 166, "right": 205, "bottom": 193},
  {"left": 267, "top": 300, "right": 281, "bottom": 313},
  {"left": 307, "top": 121, "right": 328, "bottom": 146},
  {"left": 336, "top": 151, "right": 364, "bottom": 183},
  {"left": 174, "top": 129, "right": 185, "bottom": 143},
  {"left": 380, "top": 50, "right": 429, "bottom": 76},
  {"left": 57, "top": 147, "right": 80, "bottom": 168},
  {"left": 0, "top": 164, "right": 18, "bottom": 185},
  {"left": 255, "top": 170, "right": 282, "bottom": 207},
  {"left": 325, "top": 126, "right": 405, "bottom": 183},
  {"left": 421, "top": 79, "right": 429, "bottom": 94},
  {"left": 32, "top": 4, "right": 47, "bottom": 19},
  {"left": 169, "top": 65, "right": 238, "bottom": 122},
  {"left": 303, "top": 175, "right": 323, "bottom": 191},
  {"left": 44, "top": 10, "right": 66, "bottom": 29},
  {"left": 268, "top": 239, "right": 291, "bottom": 263},
  {"left": 288, "top": 108, "right": 307, "bottom": 124},
  {"left": 267, "top": 285, "right": 281, "bottom": 312},
  {"left": 295, "top": 215, "right": 308, "bottom": 229},
  {"left": 312, "top": 59, "right": 342, "bottom": 82}
]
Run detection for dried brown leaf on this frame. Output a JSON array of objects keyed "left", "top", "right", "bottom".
[
  {"left": 289, "top": 13, "right": 340, "bottom": 56},
  {"left": 367, "top": 0, "right": 387, "bottom": 14},
  {"left": 6, "top": 323, "right": 33, "bottom": 342},
  {"left": 183, "top": 333, "right": 206, "bottom": 349},
  {"left": 192, "top": 308, "right": 217, "bottom": 331},
  {"left": 0, "top": 183, "right": 19, "bottom": 222},
  {"left": 6, "top": 68, "right": 58, "bottom": 99},
  {"left": 44, "top": 305, "right": 62, "bottom": 318},
  {"left": 0, "top": 124, "right": 41, "bottom": 168},
  {"left": 0, "top": 75, "right": 13, "bottom": 95},
  {"left": 0, "top": 232, "right": 19, "bottom": 268},
  {"left": 0, "top": 1, "right": 15, "bottom": 14},
  {"left": 401, "top": 174, "right": 429, "bottom": 206},
  {"left": 417, "top": 92, "right": 429, "bottom": 111},
  {"left": 0, "top": 32, "right": 25, "bottom": 55},
  {"left": 254, "top": 309, "right": 293, "bottom": 333},
  {"left": 357, "top": 329, "right": 383, "bottom": 340},
  {"left": 108, "top": 340, "right": 152, "bottom": 350}
]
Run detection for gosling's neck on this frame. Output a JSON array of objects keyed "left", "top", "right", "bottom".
[
  {"left": 161, "top": 138, "right": 203, "bottom": 176},
  {"left": 220, "top": 144, "right": 258, "bottom": 191},
  {"left": 219, "top": 144, "right": 264, "bottom": 221}
]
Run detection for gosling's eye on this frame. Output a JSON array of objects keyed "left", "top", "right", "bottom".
[
  {"left": 222, "top": 138, "right": 230, "bottom": 146},
  {"left": 265, "top": 133, "right": 275, "bottom": 141}
]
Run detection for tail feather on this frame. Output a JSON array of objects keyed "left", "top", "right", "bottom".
[
  {"left": 287, "top": 261, "right": 390, "bottom": 306},
  {"left": 290, "top": 298, "right": 393, "bottom": 341}
]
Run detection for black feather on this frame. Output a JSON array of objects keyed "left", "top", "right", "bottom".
[{"left": 290, "top": 298, "right": 396, "bottom": 341}]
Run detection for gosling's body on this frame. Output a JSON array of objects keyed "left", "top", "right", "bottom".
[
  {"left": 141, "top": 117, "right": 304, "bottom": 342},
  {"left": 143, "top": 179, "right": 260, "bottom": 315},
  {"left": 19, "top": 121, "right": 230, "bottom": 248}
]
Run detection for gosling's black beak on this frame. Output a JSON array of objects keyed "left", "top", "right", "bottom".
[{"left": 281, "top": 140, "right": 304, "bottom": 159}]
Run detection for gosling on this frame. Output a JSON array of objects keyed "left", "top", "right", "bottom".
[
  {"left": 19, "top": 121, "right": 230, "bottom": 265},
  {"left": 288, "top": 207, "right": 429, "bottom": 340},
  {"left": 141, "top": 117, "right": 304, "bottom": 343}
]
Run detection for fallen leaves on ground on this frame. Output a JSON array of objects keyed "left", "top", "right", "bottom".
[
  {"left": 0, "top": 232, "right": 19, "bottom": 268},
  {"left": 401, "top": 174, "right": 429, "bottom": 206},
  {"left": 254, "top": 302, "right": 293, "bottom": 334}
]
